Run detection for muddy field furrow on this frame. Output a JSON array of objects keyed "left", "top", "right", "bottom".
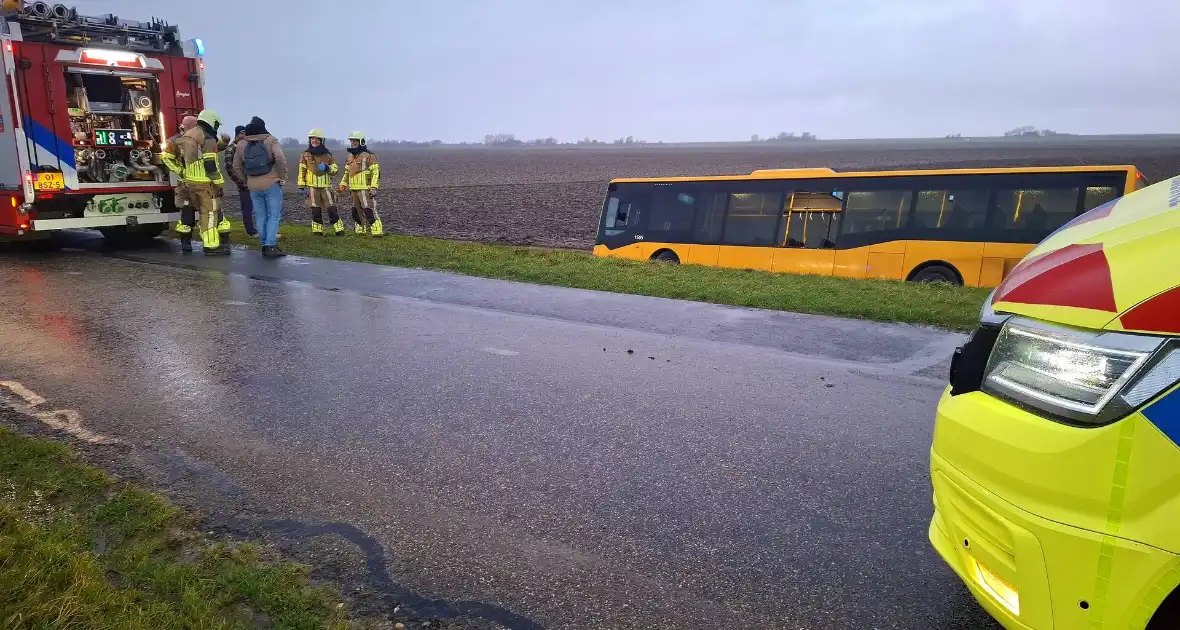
[{"left": 216, "top": 142, "right": 1180, "bottom": 249}]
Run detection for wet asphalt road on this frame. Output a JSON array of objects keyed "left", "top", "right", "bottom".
[{"left": 0, "top": 234, "right": 999, "bottom": 629}]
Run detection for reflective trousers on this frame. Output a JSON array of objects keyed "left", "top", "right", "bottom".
[{"left": 189, "top": 183, "right": 223, "bottom": 250}]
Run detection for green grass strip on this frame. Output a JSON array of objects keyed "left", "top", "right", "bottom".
[{"left": 0, "top": 428, "right": 354, "bottom": 629}]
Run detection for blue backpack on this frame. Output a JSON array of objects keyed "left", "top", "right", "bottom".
[{"left": 242, "top": 140, "right": 274, "bottom": 177}]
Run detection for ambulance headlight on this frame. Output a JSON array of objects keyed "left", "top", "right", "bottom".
[{"left": 982, "top": 317, "right": 1180, "bottom": 425}]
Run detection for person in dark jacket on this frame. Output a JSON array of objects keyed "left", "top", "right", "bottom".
[
  {"left": 223, "top": 125, "right": 256, "bottom": 237},
  {"left": 232, "top": 116, "right": 288, "bottom": 257}
]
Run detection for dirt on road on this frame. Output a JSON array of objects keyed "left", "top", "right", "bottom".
[{"left": 216, "top": 138, "right": 1180, "bottom": 249}]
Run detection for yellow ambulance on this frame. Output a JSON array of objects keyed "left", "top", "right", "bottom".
[{"left": 929, "top": 174, "right": 1180, "bottom": 629}]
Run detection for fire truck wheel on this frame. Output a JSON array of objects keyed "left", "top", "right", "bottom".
[{"left": 99, "top": 224, "right": 166, "bottom": 249}]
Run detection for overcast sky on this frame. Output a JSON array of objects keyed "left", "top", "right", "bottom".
[{"left": 84, "top": 0, "right": 1180, "bottom": 142}]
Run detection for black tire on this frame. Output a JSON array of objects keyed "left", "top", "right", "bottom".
[
  {"left": 653, "top": 250, "right": 680, "bottom": 264},
  {"left": 99, "top": 224, "right": 166, "bottom": 249},
  {"left": 911, "top": 264, "right": 960, "bottom": 286}
]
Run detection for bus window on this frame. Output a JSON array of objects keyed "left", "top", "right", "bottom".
[
  {"left": 913, "top": 188, "right": 988, "bottom": 230},
  {"left": 1083, "top": 185, "right": 1119, "bottom": 211},
  {"left": 722, "top": 192, "right": 783, "bottom": 246},
  {"left": 598, "top": 184, "right": 650, "bottom": 246},
  {"left": 843, "top": 191, "right": 913, "bottom": 234},
  {"left": 603, "top": 198, "right": 632, "bottom": 236},
  {"left": 784, "top": 191, "right": 841, "bottom": 248},
  {"left": 994, "top": 187, "right": 1079, "bottom": 233},
  {"left": 693, "top": 189, "right": 726, "bottom": 243},
  {"left": 649, "top": 188, "right": 698, "bottom": 241},
  {"left": 804, "top": 212, "right": 836, "bottom": 248}
]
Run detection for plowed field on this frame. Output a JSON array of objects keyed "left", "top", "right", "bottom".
[{"left": 217, "top": 139, "right": 1180, "bottom": 249}]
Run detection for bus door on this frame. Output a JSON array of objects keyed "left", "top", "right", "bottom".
[{"left": 772, "top": 190, "right": 839, "bottom": 275}]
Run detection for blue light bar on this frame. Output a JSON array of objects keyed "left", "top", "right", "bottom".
[{"left": 193, "top": 38, "right": 205, "bottom": 56}]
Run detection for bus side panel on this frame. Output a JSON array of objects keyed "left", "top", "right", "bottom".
[
  {"left": 717, "top": 245, "right": 772, "bottom": 272},
  {"left": 594, "top": 242, "right": 647, "bottom": 262},
  {"left": 865, "top": 241, "right": 907, "bottom": 280},
  {"left": 14, "top": 42, "right": 75, "bottom": 184},
  {"left": 772, "top": 249, "right": 834, "bottom": 276},
  {"left": 980, "top": 243, "right": 1034, "bottom": 286},
  {"left": 866, "top": 252, "right": 904, "bottom": 280},
  {"left": 832, "top": 247, "right": 869, "bottom": 279},
  {"left": 686, "top": 244, "right": 719, "bottom": 267},
  {"left": 903, "top": 241, "right": 985, "bottom": 286}
]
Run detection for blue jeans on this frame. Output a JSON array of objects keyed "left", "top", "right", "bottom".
[{"left": 250, "top": 183, "right": 283, "bottom": 247}]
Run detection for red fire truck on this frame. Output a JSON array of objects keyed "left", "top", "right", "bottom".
[{"left": 0, "top": 1, "right": 207, "bottom": 243}]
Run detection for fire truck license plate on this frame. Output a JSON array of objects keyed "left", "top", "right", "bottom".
[{"left": 34, "top": 173, "right": 64, "bottom": 191}]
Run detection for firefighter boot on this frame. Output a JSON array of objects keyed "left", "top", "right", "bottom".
[
  {"left": 201, "top": 226, "right": 229, "bottom": 256},
  {"left": 366, "top": 210, "right": 384, "bottom": 237},
  {"left": 311, "top": 209, "right": 324, "bottom": 235},
  {"left": 176, "top": 224, "right": 193, "bottom": 253},
  {"left": 351, "top": 208, "right": 366, "bottom": 235},
  {"left": 217, "top": 212, "right": 232, "bottom": 245},
  {"left": 328, "top": 208, "right": 344, "bottom": 235}
]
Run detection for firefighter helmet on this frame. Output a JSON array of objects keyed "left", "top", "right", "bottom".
[
  {"left": 347, "top": 131, "right": 366, "bottom": 143},
  {"left": 196, "top": 109, "right": 221, "bottom": 131},
  {"left": 308, "top": 128, "right": 326, "bottom": 139}
]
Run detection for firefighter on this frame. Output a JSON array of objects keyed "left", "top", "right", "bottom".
[
  {"left": 161, "top": 116, "right": 198, "bottom": 250},
  {"left": 298, "top": 129, "right": 342, "bottom": 236},
  {"left": 337, "top": 131, "right": 383, "bottom": 236},
  {"left": 175, "top": 109, "right": 229, "bottom": 255},
  {"left": 163, "top": 116, "right": 231, "bottom": 252}
]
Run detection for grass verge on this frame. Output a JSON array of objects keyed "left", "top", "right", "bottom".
[
  {"left": 0, "top": 427, "right": 360, "bottom": 629},
  {"left": 234, "top": 224, "right": 989, "bottom": 331}
]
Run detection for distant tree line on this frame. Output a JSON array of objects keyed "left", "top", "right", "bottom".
[
  {"left": 273, "top": 131, "right": 840, "bottom": 148},
  {"left": 484, "top": 134, "right": 560, "bottom": 146},
  {"left": 749, "top": 132, "right": 818, "bottom": 143},
  {"left": 280, "top": 137, "right": 456, "bottom": 148},
  {"left": 1002, "top": 126, "right": 1072, "bottom": 137},
  {"left": 280, "top": 136, "right": 344, "bottom": 148}
]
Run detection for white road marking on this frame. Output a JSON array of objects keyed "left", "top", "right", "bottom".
[
  {"left": 0, "top": 381, "right": 120, "bottom": 444},
  {"left": 0, "top": 381, "right": 45, "bottom": 406},
  {"left": 482, "top": 347, "right": 519, "bottom": 357},
  {"left": 223, "top": 300, "right": 249, "bottom": 306}
]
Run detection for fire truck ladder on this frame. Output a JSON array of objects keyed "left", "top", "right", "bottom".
[{"left": 1, "top": 1, "right": 181, "bottom": 54}]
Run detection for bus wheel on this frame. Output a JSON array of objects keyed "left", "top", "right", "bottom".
[
  {"left": 652, "top": 250, "right": 680, "bottom": 264},
  {"left": 911, "top": 264, "right": 960, "bottom": 286}
]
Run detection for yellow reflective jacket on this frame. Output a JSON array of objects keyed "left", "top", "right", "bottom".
[
  {"left": 173, "top": 126, "right": 224, "bottom": 186},
  {"left": 298, "top": 150, "right": 338, "bottom": 188},
  {"left": 160, "top": 133, "right": 185, "bottom": 180},
  {"left": 339, "top": 149, "right": 379, "bottom": 191}
]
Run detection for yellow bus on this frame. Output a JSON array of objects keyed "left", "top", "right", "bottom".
[{"left": 593, "top": 165, "right": 1148, "bottom": 287}]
